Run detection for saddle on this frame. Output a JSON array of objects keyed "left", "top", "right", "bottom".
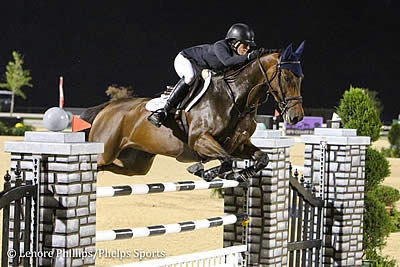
[
  {"left": 177, "top": 69, "right": 213, "bottom": 112},
  {"left": 145, "top": 70, "right": 213, "bottom": 113}
]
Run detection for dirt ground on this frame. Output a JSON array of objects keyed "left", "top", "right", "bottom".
[{"left": 0, "top": 136, "right": 399, "bottom": 266}]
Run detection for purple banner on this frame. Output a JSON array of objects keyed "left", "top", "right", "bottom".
[{"left": 285, "top": 116, "right": 323, "bottom": 130}]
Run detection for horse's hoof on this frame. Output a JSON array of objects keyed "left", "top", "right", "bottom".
[{"left": 187, "top": 163, "right": 204, "bottom": 175}]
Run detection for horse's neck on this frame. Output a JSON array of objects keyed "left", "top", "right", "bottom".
[{"left": 228, "top": 56, "right": 274, "bottom": 105}]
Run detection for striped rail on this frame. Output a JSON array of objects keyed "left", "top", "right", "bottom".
[
  {"left": 96, "top": 214, "right": 248, "bottom": 242},
  {"left": 115, "top": 245, "right": 247, "bottom": 267},
  {"left": 97, "top": 179, "right": 239, "bottom": 198}
]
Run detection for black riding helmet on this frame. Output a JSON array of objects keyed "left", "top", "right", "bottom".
[{"left": 225, "top": 23, "right": 256, "bottom": 47}]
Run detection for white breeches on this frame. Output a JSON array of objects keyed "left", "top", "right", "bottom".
[{"left": 174, "top": 53, "right": 196, "bottom": 85}]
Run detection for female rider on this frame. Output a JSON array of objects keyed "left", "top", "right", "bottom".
[{"left": 148, "top": 23, "right": 263, "bottom": 127}]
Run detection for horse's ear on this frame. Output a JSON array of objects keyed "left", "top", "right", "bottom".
[
  {"left": 295, "top": 40, "right": 305, "bottom": 58},
  {"left": 282, "top": 43, "right": 293, "bottom": 60}
]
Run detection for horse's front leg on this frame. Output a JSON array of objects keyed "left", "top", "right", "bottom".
[
  {"left": 187, "top": 133, "right": 233, "bottom": 181},
  {"left": 222, "top": 141, "right": 269, "bottom": 183},
  {"left": 187, "top": 159, "right": 233, "bottom": 182}
]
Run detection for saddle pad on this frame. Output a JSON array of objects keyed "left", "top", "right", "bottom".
[
  {"left": 145, "top": 94, "right": 168, "bottom": 112},
  {"left": 145, "top": 70, "right": 212, "bottom": 112}
]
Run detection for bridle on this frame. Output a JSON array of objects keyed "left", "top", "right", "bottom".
[
  {"left": 256, "top": 55, "right": 303, "bottom": 115},
  {"left": 223, "top": 53, "right": 303, "bottom": 119}
]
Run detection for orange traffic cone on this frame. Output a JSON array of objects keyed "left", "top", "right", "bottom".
[{"left": 72, "top": 115, "right": 91, "bottom": 132}]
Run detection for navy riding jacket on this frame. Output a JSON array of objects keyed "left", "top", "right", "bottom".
[{"left": 181, "top": 39, "right": 249, "bottom": 72}]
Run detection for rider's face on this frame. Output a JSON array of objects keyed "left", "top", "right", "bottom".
[{"left": 237, "top": 43, "right": 250, "bottom": 55}]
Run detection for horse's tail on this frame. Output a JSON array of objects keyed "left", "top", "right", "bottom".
[{"left": 79, "top": 102, "right": 110, "bottom": 140}]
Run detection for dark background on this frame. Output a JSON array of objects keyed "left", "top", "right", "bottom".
[{"left": 0, "top": 0, "right": 398, "bottom": 123}]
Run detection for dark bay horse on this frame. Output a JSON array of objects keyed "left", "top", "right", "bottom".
[{"left": 80, "top": 42, "right": 305, "bottom": 182}]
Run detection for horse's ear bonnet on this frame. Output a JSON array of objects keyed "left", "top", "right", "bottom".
[{"left": 279, "top": 41, "right": 305, "bottom": 77}]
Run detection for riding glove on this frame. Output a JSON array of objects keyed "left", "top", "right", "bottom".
[{"left": 247, "top": 48, "right": 264, "bottom": 60}]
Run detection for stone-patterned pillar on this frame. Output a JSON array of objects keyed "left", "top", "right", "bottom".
[
  {"left": 301, "top": 128, "right": 370, "bottom": 266},
  {"left": 4, "top": 132, "right": 103, "bottom": 267},
  {"left": 224, "top": 130, "right": 294, "bottom": 266}
]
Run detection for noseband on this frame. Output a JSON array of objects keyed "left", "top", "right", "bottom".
[{"left": 257, "top": 56, "right": 302, "bottom": 115}]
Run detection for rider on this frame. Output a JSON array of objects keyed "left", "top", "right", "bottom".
[{"left": 147, "top": 23, "right": 264, "bottom": 127}]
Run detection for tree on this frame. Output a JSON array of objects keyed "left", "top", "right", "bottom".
[
  {"left": 0, "top": 51, "right": 32, "bottom": 115},
  {"left": 336, "top": 85, "right": 394, "bottom": 264},
  {"left": 336, "top": 85, "right": 382, "bottom": 142}
]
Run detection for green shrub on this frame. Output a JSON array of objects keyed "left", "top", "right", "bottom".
[
  {"left": 380, "top": 148, "right": 391, "bottom": 157},
  {"left": 366, "top": 254, "right": 397, "bottom": 267},
  {"left": 364, "top": 149, "right": 394, "bottom": 263},
  {"left": 0, "top": 121, "right": 8, "bottom": 135},
  {"left": 0, "top": 122, "right": 35, "bottom": 136},
  {"left": 365, "top": 148, "right": 391, "bottom": 192},
  {"left": 211, "top": 188, "right": 224, "bottom": 199},
  {"left": 370, "top": 185, "right": 400, "bottom": 207},
  {"left": 9, "top": 123, "right": 34, "bottom": 136},
  {"left": 336, "top": 86, "right": 382, "bottom": 142},
  {"left": 337, "top": 87, "right": 395, "bottom": 263},
  {"left": 363, "top": 192, "right": 394, "bottom": 259},
  {"left": 380, "top": 147, "right": 400, "bottom": 158},
  {"left": 390, "top": 208, "right": 400, "bottom": 233},
  {"left": 388, "top": 122, "right": 400, "bottom": 149},
  {"left": 392, "top": 147, "right": 400, "bottom": 158}
]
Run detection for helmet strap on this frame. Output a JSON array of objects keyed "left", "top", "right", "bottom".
[{"left": 230, "top": 40, "right": 241, "bottom": 55}]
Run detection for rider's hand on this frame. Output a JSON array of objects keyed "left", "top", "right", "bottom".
[{"left": 247, "top": 48, "right": 264, "bottom": 60}]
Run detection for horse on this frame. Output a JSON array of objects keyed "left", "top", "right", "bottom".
[{"left": 80, "top": 42, "right": 305, "bottom": 182}]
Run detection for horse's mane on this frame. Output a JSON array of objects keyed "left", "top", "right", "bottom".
[
  {"left": 262, "top": 48, "right": 282, "bottom": 55},
  {"left": 220, "top": 48, "right": 282, "bottom": 79}
]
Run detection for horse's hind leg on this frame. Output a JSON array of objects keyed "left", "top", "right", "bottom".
[{"left": 100, "top": 148, "right": 156, "bottom": 176}]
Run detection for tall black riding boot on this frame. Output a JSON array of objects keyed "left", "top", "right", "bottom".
[{"left": 147, "top": 78, "right": 190, "bottom": 127}]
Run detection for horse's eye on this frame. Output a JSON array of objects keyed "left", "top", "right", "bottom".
[{"left": 285, "top": 75, "right": 290, "bottom": 82}]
